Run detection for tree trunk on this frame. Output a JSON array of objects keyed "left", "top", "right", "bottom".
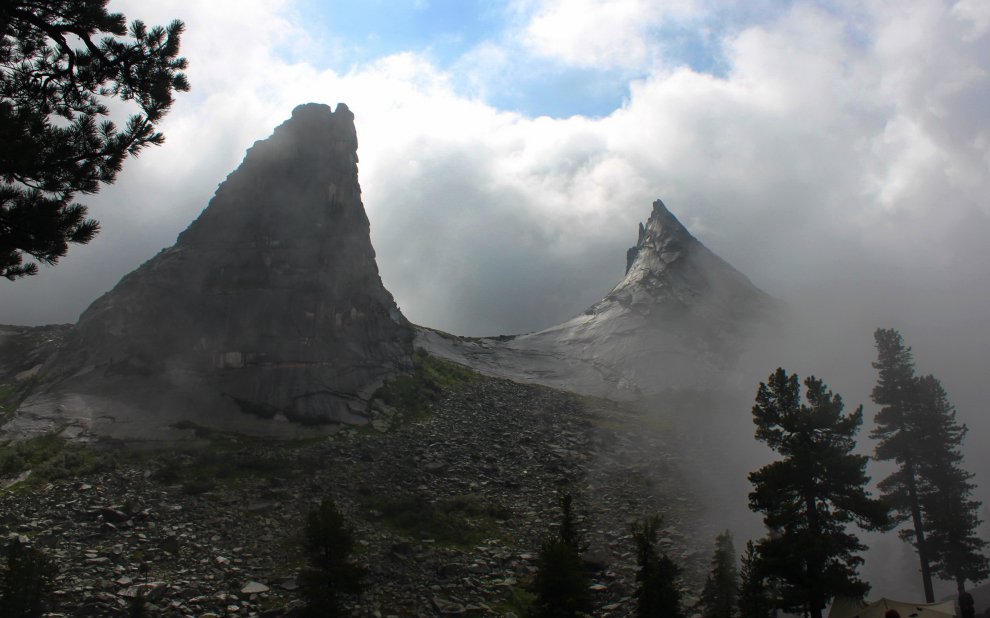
[
  {"left": 906, "top": 462, "right": 935, "bottom": 603},
  {"left": 806, "top": 492, "right": 823, "bottom": 618}
]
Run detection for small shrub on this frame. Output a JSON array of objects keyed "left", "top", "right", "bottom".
[
  {"left": 532, "top": 537, "right": 592, "bottom": 618},
  {"left": 531, "top": 493, "right": 592, "bottom": 618},
  {"left": 299, "top": 498, "right": 365, "bottom": 616},
  {"left": 128, "top": 588, "right": 149, "bottom": 618},
  {"left": 180, "top": 476, "right": 216, "bottom": 495},
  {"left": 499, "top": 587, "right": 536, "bottom": 616},
  {"left": 150, "top": 462, "right": 182, "bottom": 484},
  {"left": 367, "top": 493, "right": 508, "bottom": 546},
  {"left": 0, "top": 434, "right": 112, "bottom": 488},
  {"left": 0, "top": 538, "right": 58, "bottom": 617}
]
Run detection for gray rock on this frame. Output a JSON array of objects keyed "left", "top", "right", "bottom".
[
  {"left": 240, "top": 581, "right": 270, "bottom": 595},
  {"left": 14, "top": 364, "right": 41, "bottom": 382},
  {"left": 432, "top": 596, "right": 466, "bottom": 614},
  {"left": 4, "top": 103, "right": 414, "bottom": 441}
]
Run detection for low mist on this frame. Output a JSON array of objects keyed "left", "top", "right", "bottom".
[{"left": 642, "top": 286, "right": 990, "bottom": 602}]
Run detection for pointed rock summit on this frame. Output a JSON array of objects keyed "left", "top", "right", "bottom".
[
  {"left": 593, "top": 199, "right": 774, "bottom": 331},
  {"left": 11, "top": 103, "right": 414, "bottom": 440},
  {"left": 419, "top": 199, "right": 778, "bottom": 398}
]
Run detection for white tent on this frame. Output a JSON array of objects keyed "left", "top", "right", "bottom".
[{"left": 829, "top": 597, "right": 957, "bottom": 618}]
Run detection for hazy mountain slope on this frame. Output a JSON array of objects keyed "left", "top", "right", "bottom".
[{"left": 419, "top": 199, "right": 779, "bottom": 398}]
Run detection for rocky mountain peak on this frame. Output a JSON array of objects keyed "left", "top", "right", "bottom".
[
  {"left": 419, "top": 197, "right": 779, "bottom": 399},
  {"left": 9, "top": 103, "right": 414, "bottom": 440},
  {"left": 601, "top": 199, "right": 773, "bottom": 323},
  {"left": 624, "top": 199, "right": 696, "bottom": 275}
]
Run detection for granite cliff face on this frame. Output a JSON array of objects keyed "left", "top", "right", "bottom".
[
  {"left": 8, "top": 103, "right": 414, "bottom": 440},
  {"left": 419, "top": 199, "right": 778, "bottom": 397}
]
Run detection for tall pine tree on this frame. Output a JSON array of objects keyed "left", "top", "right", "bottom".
[
  {"left": 699, "top": 530, "right": 738, "bottom": 618},
  {"left": 1, "top": 0, "right": 189, "bottom": 278},
  {"left": 912, "top": 375, "right": 988, "bottom": 590},
  {"left": 870, "top": 328, "right": 935, "bottom": 600},
  {"left": 871, "top": 329, "right": 988, "bottom": 595},
  {"left": 748, "top": 368, "right": 888, "bottom": 618}
]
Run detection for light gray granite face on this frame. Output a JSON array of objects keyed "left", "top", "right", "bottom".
[
  {"left": 4, "top": 103, "right": 414, "bottom": 441},
  {"left": 418, "top": 199, "right": 780, "bottom": 399}
]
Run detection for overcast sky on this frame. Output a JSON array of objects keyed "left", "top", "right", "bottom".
[
  {"left": 3, "top": 0, "right": 990, "bottom": 592},
  {"left": 4, "top": 0, "right": 988, "bottom": 339}
]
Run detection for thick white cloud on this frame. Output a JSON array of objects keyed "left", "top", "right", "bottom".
[{"left": 522, "top": 0, "right": 671, "bottom": 69}]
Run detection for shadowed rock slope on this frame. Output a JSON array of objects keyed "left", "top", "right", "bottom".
[
  {"left": 5, "top": 103, "right": 413, "bottom": 440},
  {"left": 419, "top": 199, "right": 779, "bottom": 398}
]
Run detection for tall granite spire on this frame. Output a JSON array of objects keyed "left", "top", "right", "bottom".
[{"left": 14, "top": 103, "right": 414, "bottom": 439}]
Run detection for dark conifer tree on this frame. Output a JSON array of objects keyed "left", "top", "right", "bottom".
[
  {"left": 912, "top": 375, "right": 988, "bottom": 590},
  {"left": 0, "top": 538, "right": 58, "bottom": 617},
  {"left": 532, "top": 493, "right": 592, "bottom": 618},
  {"left": 870, "top": 328, "right": 936, "bottom": 600},
  {"left": 128, "top": 588, "right": 149, "bottom": 618},
  {"left": 0, "top": 0, "right": 189, "bottom": 278},
  {"left": 532, "top": 538, "right": 593, "bottom": 618},
  {"left": 871, "top": 329, "right": 988, "bottom": 595},
  {"left": 700, "top": 530, "right": 738, "bottom": 618},
  {"left": 748, "top": 369, "right": 888, "bottom": 618},
  {"left": 737, "top": 541, "right": 774, "bottom": 618},
  {"left": 559, "top": 494, "right": 582, "bottom": 552},
  {"left": 298, "top": 498, "right": 365, "bottom": 617},
  {"left": 631, "top": 515, "right": 683, "bottom": 618}
]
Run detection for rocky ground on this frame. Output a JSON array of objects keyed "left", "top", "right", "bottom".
[{"left": 1, "top": 364, "right": 720, "bottom": 617}]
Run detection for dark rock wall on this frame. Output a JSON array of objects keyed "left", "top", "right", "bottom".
[{"left": 70, "top": 103, "right": 413, "bottom": 423}]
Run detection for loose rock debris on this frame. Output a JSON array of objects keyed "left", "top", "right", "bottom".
[{"left": 1, "top": 377, "right": 717, "bottom": 616}]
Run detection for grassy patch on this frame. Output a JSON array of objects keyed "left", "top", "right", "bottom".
[
  {"left": 493, "top": 587, "right": 536, "bottom": 616},
  {"left": 363, "top": 492, "right": 509, "bottom": 546},
  {"left": 0, "top": 383, "right": 18, "bottom": 424},
  {"left": 149, "top": 445, "right": 313, "bottom": 493},
  {"left": 0, "top": 434, "right": 113, "bottom": 488},
  {"left": 373, "top": 348, "right": 478, "bottom": 421}
]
